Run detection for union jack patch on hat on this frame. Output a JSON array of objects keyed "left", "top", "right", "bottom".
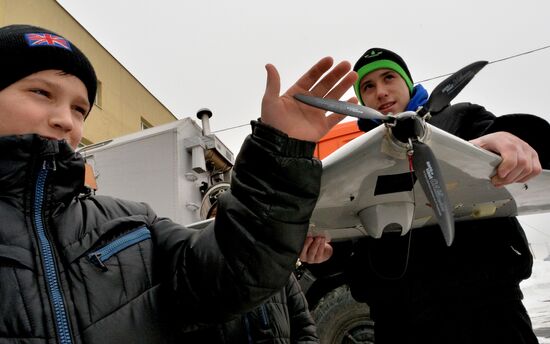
[{"left": 24, "top": 32, "right": 72, "bottom": 51}]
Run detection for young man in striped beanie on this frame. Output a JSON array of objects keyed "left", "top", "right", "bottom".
[{"left": 348, "top": 47, "right": 548, "bottom": 343}]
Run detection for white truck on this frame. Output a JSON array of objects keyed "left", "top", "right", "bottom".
[
  {"left": 80, "top": 109, "right": 233, "bottom": 225},
  {"left": 79, "top": 110, "right": 374, "bottom": 344}
]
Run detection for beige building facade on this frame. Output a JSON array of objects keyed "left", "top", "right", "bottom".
[{"left": 0, "top": 0, "right": 177, "bottom": 145}]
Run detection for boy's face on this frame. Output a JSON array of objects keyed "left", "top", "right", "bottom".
[
  {"left": 0, "top": 70, "right": 90, "bottom": 149},
  {"left": 358, "top": 68, "right": 410, "bottom": 115}
]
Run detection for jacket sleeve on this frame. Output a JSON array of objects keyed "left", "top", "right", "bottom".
[
  {"left": 287, "top": 274, "right": 320, "bottom": 343},
  {"left": 151, "top": 121, "right": 322, "bottom": 323},
  {"left": 481, "top": 113, "right": 550, "bottom": 169},
  {"left": 430, "top": 102, "right": 497, "bottom": 140},
  {"left": 430, "top": 103, "right": 550, "bottom": 168}
]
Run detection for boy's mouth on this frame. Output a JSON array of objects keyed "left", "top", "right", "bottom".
[
  {"left": 378, "top": 101, "right": 395, "bottom": 113},
  {"left": 39, "top": 135, "right": 63, "bottom": 141}
]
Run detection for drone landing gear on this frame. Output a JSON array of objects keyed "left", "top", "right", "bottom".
[{"left": 358, "top": 202, "right": 415, "bottom": 239}]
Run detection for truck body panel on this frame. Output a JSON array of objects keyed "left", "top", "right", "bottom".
[{"left": 80, "top": 118, "right": 233, "bottom": 225}]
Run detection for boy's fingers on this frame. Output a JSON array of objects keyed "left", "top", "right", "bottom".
[
  {"left": 325, "top": 71, "right": 358, "bottom": 100},
  {"left": 290, "top": 57, "right": 334, "bottom": 94},
  {"left": 263, "top": 64, "right": 281, "bottom": 100},
  {"left": 309, "top": 61, "right": 352, "bottom": 98}
]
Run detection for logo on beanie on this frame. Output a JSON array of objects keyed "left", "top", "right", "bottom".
[
  {"left": 24, "top": 33, "right": 72, "bottom": 51},
  {"left": 365, "top": 50, "right": 382, "bottom": 59}
]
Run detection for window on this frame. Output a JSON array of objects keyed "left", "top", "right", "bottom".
[
  {"left": 141, "top": 117, "right": 153, "bottom": 131},
  {"left": 94, "top": 80, "right": 103, "bottom": 108}
]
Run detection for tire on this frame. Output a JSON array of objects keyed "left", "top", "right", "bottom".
[{"left": 311, "top": 285, "right": 375, "bottom": 344}]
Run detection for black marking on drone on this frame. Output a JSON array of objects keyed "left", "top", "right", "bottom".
[
  {"left": 441, "top": 70, "right": 475, "bottom": 95},
  {"left": 374, "top": 172, "right": 417, "bottom": 195}
]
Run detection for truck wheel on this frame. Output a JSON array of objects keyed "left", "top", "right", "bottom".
[{"left": 311, "top": 285, "right": 375, "bottom": 344}]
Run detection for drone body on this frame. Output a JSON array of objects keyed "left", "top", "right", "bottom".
[{"left": 308, "top": 122, "right": 550, "bottom": 242}]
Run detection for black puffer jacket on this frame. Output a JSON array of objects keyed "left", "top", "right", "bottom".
[
  {"left": 350, "top": 103, "right": 550, "bottom": 315},
  {"left": 0, "top": 121, "right": 322, "bottom": 343},
  {"left": 186, "top": 273, "right": 318, "bottom": 344}
]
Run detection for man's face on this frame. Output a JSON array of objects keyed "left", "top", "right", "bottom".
[
  {"left": 0, "top": 69, "right": 90, "bottom": 149},
  {"left": 358, "top": 68, "right": 410, "bottom": 115}
]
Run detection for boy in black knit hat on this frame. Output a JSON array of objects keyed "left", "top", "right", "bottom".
[
  {"left": 0, "top": 25, "right": 97, "bottom": 149},
  {"left": 303, "top": 47, "right": 550, "bottom": 343},
  {"left": 0, "top": 25, "right": 97, "bottom": 111},
  {"left": 0, "top": 23, "right": 356, "bottom": 343}
]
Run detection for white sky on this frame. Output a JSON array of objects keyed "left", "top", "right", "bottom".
[
  {"left": 56, "top": 0, "right": 550, "bottom": 256},
  {"left": 521, "top": 259, "right": 550, "bottom": 342}
]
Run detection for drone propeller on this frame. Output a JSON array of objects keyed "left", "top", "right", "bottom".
[
  {"left": 386, "top": 114, "right": 455, "bottom": 246},
  {"left": 419, "top": 60, "right": 488, "bottom": 115},
  {"left": 294, "top": 60, "right": 488, "bottom": 122},
  {"left": 294, "top": 60, "right": 488, "bottom": 246},
  {"left": 407, "top": 60, "right": 487, "bottom": 245}
]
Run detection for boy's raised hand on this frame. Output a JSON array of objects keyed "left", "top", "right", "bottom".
[{"left": 261, "top": 57, "right": 357, "bottom": 143}]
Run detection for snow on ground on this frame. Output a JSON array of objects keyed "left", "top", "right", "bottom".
[{"left": 521, "top": 259, "right": 550, "bottom": 343}]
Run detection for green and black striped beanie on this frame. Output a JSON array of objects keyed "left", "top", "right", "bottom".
[{"left": 353, "top": 47, "right": 413, "bottom": 104}]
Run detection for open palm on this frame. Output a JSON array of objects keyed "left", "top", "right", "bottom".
[{"left": 261, "top": 57, "right": 357, "bottom": 143}]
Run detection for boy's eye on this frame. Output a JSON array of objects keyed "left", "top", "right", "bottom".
[
  {"left": 362, "top": 84, "right": 373, "bottom": 92},
  {"left": 73, "top": 106, "right": 88, "bottom": 118},
  {"left": 31, "top": 89, "right": 50, "bottom": 97}
]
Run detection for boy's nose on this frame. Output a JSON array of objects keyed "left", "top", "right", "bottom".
[
  {"left": 376, "top": 85, "right": 389, "bottom": 99},
  {"left": 48, "top": 107, "right": 74, "bottom": 132}
]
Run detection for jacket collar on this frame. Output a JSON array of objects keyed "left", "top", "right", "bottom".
[{"left": 0, "top": 134, "right": 85, "bottom": 210}]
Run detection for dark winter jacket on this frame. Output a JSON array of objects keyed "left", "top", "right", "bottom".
[
  {"left": 0, "top": 121, "right": 322, "bottom": 343},
  {"left": 350, "top": 103, "right": 550, "bottom": 317},
  {"left": 185, "top": 274, "right": 318, "bottom": 343}
]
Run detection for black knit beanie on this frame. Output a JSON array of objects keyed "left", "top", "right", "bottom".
[
  {"left": 0, "top": 24, "right": 97, "bottom": 112},
  {"left": 353, "top": 48, "right": 413, "bottom": 104}
]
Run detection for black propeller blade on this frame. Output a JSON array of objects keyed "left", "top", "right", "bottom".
[
  {"left": 391, "top": 116, "right": 454, "bottom": 246},
  {"left": 410, "top": 140, "right": 455, "bottom": 246},
  {"left": 422, "top": 60, "right": 488, "bottom": 115},
  {"left": 294, "top": 94, "right": 388, "bottom": 122}
]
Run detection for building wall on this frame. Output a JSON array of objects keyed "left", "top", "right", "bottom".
[{"left": 0, "top": 0, "right": 177, "bottom": 145}]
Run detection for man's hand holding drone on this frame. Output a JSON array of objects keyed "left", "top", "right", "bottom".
[{"left": 470, "top": 132, "right": 542, "bottom": 188}]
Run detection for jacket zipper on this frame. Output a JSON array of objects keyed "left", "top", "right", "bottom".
[
  {"left": 244, "top": 313, "right": 253, "bottom": 344},
  {"left": 259, "top": 304, "right": 269, "bottom": 328},
  {"left": 34, "top": 158, "right": 73, "bottom": 344},
  {"left": 88, "top": 226, "right": 151, "bottom": 271}
]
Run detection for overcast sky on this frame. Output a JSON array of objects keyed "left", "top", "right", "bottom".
[{"left": 56, "top": 0, "right": 550, "bottom": 256}]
